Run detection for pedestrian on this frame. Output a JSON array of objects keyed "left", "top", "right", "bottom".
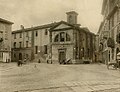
[
  {"left": 23, "top": 58, "right": 27, "bottom": 64},
  {"left": 47, "top": 59, "right": 49, "bottom": 64},
  {"left": 38, "top": 59, "right": 41, "bottom": 63},
  {"left": 17, "top": 60, "right": 20, "bottom": 67},
  {"left": 50, "top": 59, "right": 52, "bottom": 64},
  {"left": 20, "top": 60, "right": 22, "bottom": 66},
  {"left": 46, "top": 55, "right": 49, "bottom": 64}
]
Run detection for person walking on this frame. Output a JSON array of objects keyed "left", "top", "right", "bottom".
[
  {"left": 38, "top": 58, "right": 41, "bottom": 63},
  {"left": 17, "top": 60, "right": 21, "bottom": 67},
  {"left": 46, "top": 55, "right": 49, "bottom": 64}
]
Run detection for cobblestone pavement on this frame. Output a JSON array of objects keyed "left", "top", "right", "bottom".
[{"left": 0, "top": 63, "right": 120, "bottom": 92}]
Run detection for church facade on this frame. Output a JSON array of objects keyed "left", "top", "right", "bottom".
[{"left": 49, "top": 12, "right": 95, "bottom": 63}]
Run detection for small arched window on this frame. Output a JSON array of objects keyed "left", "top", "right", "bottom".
[{"left": 54, "top": 34, "right": 59, "bottom": 42}]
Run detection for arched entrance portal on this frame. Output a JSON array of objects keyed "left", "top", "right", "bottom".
[
  {"left": 58, "top": 49, "right": 66, "bottom": 64},
  {"left": 19, "top": 53, "right": 22, "bottom": 60}
]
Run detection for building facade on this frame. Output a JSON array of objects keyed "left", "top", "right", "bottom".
[
  {"left": 12, "top": 11, "right": 95, "bottom": 64},
  {"left": 11, "top": 26, "right": 34, "bottom": 62},
  {"left": 97, "top": 0, "right": 120, "bottom": 65},
  {"left": 49, "top": 11, "right": 95, "bottom": 63},
  {"left": 0, "top": 18, "right": 13, "bottom": 62},
  {"left": 12, "top": 24, "right": 55, "bottom": 62}
]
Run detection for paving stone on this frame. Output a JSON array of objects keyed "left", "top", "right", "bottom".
[
  {"left": 77, "top": 81, "right": 84, "bottom": 85},
  {"left": 1, "top": 63, "right": 120, "bottom": 92},
  {"left": 24, "top": 87, "right": 73, "bottom": 92},
  {"left": 64, "top": 82, "right": 75, "bottom": 87},
  {"left": 90, "top": 85, "right": 105, "bottom": 91},
  {"left": 71, "top": 86, "right": 93, "bottom": 92},
  {"left": 72, "top": 81, "right": 80, "bottom": 86}
]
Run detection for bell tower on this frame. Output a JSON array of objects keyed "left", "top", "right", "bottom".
[{"left": 66, "top": 11, "right": 78, "bottom": 24}]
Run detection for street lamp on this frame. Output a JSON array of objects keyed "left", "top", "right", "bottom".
[
  {"left": 38, "top": 50, "right": 40, "bottom": 53},
  {"left": 38, "top": 50, "right": 41, "bottom": 63}
]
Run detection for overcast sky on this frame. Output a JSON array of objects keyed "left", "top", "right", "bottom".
[{"left": 0, "top": 0, "right": 103, "bottom": 33}]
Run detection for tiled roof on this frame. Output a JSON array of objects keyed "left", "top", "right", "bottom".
[
  {"left": 0, "top": 18, "right": 13, "bottom": 24},
  {"left": 12, "top": 22, "right": 59, "bottom": 33},
  {"left": 50, "top": 21, "right": 95, "bottom": 35},
  {"left": 12, "top": 20, "right": 95, "bottom": 35}
]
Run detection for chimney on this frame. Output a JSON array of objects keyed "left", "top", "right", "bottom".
[
  {"left": 66, "top": 11, "right": 78, "bottom": 24},
  {"left": 20, "top": 25, "right": 24, "bottom": 29}
]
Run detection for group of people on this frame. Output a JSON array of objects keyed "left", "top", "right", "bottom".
[
  {"left": 107, "top": 60, "right": 120, "bottom": 70},
  {"left": 17, "top": 58, "right": 27, "bottom": 67},
  {"left": 46, "top": 55, "right": 52, "bottom": 64},
  {"left": 37, "top": 55, "right": 52, "bottom": 64}
]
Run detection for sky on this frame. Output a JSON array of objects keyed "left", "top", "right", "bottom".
[{"left": 0, "top": 0, "right": 103, "bottom": 34}]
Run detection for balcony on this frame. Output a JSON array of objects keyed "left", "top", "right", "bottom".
[{"left": 102, "top": 31, "right": 109, "bottom": 40}]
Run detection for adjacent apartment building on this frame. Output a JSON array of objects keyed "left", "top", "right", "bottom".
[
  {"left": 12, "top": 11, "right": 96, "bottom": 64},
  {"left": 97, "top": 0, "right": 120, "bottom": 65},
  {"left": 0, "top": 18, "right": 13, "bottom": 62}
]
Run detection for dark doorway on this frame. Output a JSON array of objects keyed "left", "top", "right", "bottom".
[
  {"left": 19, "top": 53, "right": 22, "bottom": 60},
  {"left": 59, "top": 49, "right": 66, "bottom": 64},
  {"left": 116, "top": 48, "right": 119, "bottom": 55}
]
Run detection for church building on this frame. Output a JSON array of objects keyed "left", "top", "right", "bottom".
[
  {"left": 49, "top": 11, "right": 95, "bottom": 64},
  {"left": 12, "top": 11, "right": 95, "bottom": 64}
]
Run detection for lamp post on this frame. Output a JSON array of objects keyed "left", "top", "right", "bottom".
[
  {"left": 38, "top": 50, "right": 41, "bottom": 63},
  {"left": 73, "top": 47, "right": 76, "bottom": 63}
]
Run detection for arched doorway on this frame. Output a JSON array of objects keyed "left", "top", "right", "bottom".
[
  {"left": 116, "top": 48, "right": 119, "bottom": 54},
  {"left": 19, "top": 53, "right": 22, "bottom": 60},
  {"left": 116, "top": 48, "right": 120, "bottom": 68},
  {"left": 58, "top": 49, "right": 66, "bottom": 64},
  {"left": 116, "top": 48, "right": 119, "bottom": 60}
]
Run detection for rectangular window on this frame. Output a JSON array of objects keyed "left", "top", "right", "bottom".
[
  {"left": 109, "top": 20, "right": 110, "bottom": 30},
  {"left": 26, "top": 41, "right": 28, "bottom": 48},
  {"left": 14, "top": 54, "right": 16, "bottom": 58},
  {"left": 45, "top": 29, "right": 48, "bottom": 35},
  {"left": 26, "top": 32, "right": 29, "bottom": 37},
  {"left": 0, "top": 52, "right": 3, "bottom": 58},
  {"left": 88, "top": 49, "right": 90, "bottom": 57},
  {"left": 44, "top": 45, "right": 47, "bottom": 54},
  {"left": 112, "top": 15, "right": 114, "bottom": 27},
  {"left": 14, "top": 42, "right": 16, "bottom": 48},
  {"left": 5, "top": 33, "right": 8, "bottom": 40},
  {"left": 60, "top": 32, "right": 65, "bottom": 42},
  {"left": 35, "top": 46, "right": 38, "bottom": 54},
  {"left": 19, "top": 42, "right": 22, "bottom": 48},
  {"left": 14, "top": 34, "right": 16, "bottom": 39},
  {"left": 20, "top": 33, "right": 22, "bottom": 38},
  {"left": 36, "top": 31, "right": 38, "bottom": 37}
]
